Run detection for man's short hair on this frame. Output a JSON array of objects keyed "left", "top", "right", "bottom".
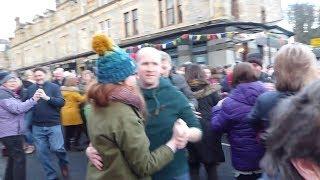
[
  {"left": 24, "top": 70, "right": 33, "bottom": 77},
  {"left": 33, "top": 67, "right": 47, "bottom": 74},
  {"left": 55, "top": 67, "right": 64, "bottom": 73},
  {"left": 136, "top": 47, "right": 161, "bottom": 62}
]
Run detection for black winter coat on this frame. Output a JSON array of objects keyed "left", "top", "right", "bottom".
[{"left": 187, "top": 79, "right": 225, "bottom": 164}]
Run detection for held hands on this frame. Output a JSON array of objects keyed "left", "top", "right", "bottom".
[
  {"left": 167, "top": 119, "right": 190, "bottom": 152},
  {"left": 36, "top": 89, "right": 50, "bottom": 101},
  {"left": 32, "top": 90, "right": 42, "bottom": 101}
]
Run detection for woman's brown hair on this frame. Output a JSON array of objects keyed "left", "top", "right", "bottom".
[
  {"left": 184, "top": 64, "right": 207, "bottom": 82},
  {"left": 232, "top": 62, "right": 258, "bottom": 87},
  {"left": 87, "top": 83, "right": 146, "bottom": 116},
  {"left": 274, "top": 43, "right": 318, "bottom": 92},
  {"left": 87, "top": 83, "right": 118, "bottom": 107}
]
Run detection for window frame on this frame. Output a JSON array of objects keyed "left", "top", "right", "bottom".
[
  {"left": 159, "top": 0, "right": 164, "bottom": 28},
  {"left": 166, "top": 0, "right": 175, "bottom": 26},
  {"left": 132, "top": 9, "right": 138, "bottom": 35},
  {"left": 177, "top": 0, "right": 183, "bottom": 23},
  {"left": 124, "top": 12, "right": 130, "bottom": 37}
]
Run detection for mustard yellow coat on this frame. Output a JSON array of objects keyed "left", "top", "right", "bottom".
[{"left": 61, "top": 86, "right": 86, "bottom": 126}]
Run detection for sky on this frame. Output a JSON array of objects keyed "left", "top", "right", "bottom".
[{"left": 0, "top": 0, "right": 318, "bottom": 40}]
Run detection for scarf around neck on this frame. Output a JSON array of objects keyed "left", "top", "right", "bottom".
[{"left": 109, "top": 86, "right": 144, "bottom": 112}]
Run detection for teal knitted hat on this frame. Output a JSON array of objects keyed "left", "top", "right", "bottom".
[{"left": 92, "top": 34, "right": 136, "bottom": 84}]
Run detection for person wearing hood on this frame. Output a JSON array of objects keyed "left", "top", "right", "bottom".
[
  {"left": 185, "top": 64, "right": 224, "bottom": 180},
  {"left": 61, "top": 76, "right": 86, "bottom": 151},
  {"left": 211, "top": 62, "right": 267, "bottom": 180},
  {"left": 0, "top": 70, "right": 41, "bottom": 180}
]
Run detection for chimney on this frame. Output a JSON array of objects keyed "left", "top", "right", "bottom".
[
  {"left": 56, "top": 0, "right": 61, "bottom": 8},
  {"left": 14, "top": 17, "right": 21, "bottom": 29}
]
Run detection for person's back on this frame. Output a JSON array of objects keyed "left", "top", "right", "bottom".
[
  {"left": 213, "top": 81, "right": 266, "bottom": 171},
  {"left": 248, "top": 91, "right": 294, "bottom": 131},
  {"left": 211, "top": 62, "right": 268, "bottom": 180},
  {"left": 61, "top": 86, "right": 86, "bottom": 126},
  {"left": 88, "top": 102, "right": 167, "bottom": 180}
]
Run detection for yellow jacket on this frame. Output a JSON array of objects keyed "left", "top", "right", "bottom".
[{"left": 61, "top": 86, "right": 86, "bottom": 126}]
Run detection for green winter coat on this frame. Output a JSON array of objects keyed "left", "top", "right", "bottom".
[
  {"left": 86, "top": 102, "right": 174, "bottom": 180},
  {"left": 143, "top": 78, "right": 202, "bottom": 180}
]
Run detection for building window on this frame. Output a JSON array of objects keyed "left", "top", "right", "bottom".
[
  {"left": 159, "top": 0, "right": 164, "bottom": 28},
  {"left": 99, "top": 19, "right": 111, "bottom": 36},
  {"left": 177, "top": 0, "right": 182, "bottom": 23},
  {"left": 132, "top": 9, "right": 138, "bottom": 35},
  {"left": 166, "top": 0, "right": 174, "bottom": 25},
  {"left": 124, "top": 12, "right": 130, "bottom": 37}
]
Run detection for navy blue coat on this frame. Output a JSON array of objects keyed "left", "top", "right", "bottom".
[
  {"left": 27, "top": 81, "right": 65, "bottom": 127},
  {"left": 248, "top": 91, "right": 295, "bottom": 130},
  {"left": 211, "top": 81, "right": 267, "bottom": 171}
]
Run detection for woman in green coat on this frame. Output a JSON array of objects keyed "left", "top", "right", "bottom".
[{"left": 86, "top": 34, "right": 188, "bottom": 180}]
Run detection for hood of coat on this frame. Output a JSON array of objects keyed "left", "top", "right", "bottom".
[
  {"left": 217, "top": 81, "right": 267, "bottom": 120},
  {"left": 188, "top": 79, "right": 218, "bottom": 99},
  {"left": 0, "top": 86, "right": 19, "bottom": 100},
  {"left": 61, "top": 86, "right": 80, "bottom": 92},
  {"left": 229, "top": 81, "right": 267, "bottom": 106}
]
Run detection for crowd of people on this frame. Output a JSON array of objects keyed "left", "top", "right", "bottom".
[{"left": 0, "top": 33, "right": 320, "bottom": 180}]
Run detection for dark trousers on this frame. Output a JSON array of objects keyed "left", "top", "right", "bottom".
[
  {"left": 189, "top": 162, "right": 218, "bottom": 180},
  {"left": 236, "top": 173, "right": 262, "bottom": 180},
  {"left": 64, "top": 125, "right": 82, "bottom": 150},
  {"left": 0, "top": 135, "right": 26, "bottom": 180}
]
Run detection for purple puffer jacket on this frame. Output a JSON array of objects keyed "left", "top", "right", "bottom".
[
  {"left": 211, "top": 81, "right": 267, "bottom": 171},
  {"left": 0, "top": 87, "right": 37, "bottom": 138}
]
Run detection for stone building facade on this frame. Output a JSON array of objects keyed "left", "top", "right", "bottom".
[
  {"left": 8, "top": 0, "right": 284, "bottom": 71},
  {"left": 0, "top": 39, "right": 9, "bottom": 69}
]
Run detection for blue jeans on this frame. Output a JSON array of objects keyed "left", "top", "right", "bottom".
[
  {"left": 173, "top": 172, "right": 190, "bottom": 180},
  {"left": 32, "top": 125, "right": 69, "bottom": 180},
  {"left": 24, "top": 111, "right": 33, "bottom": 145}
]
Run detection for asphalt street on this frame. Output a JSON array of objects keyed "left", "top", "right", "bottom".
[{"left": 0, "top": 144, "right": 234, "bottom": 180}]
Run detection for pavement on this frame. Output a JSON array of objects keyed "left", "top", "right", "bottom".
[{"left": 0, "top": 144, "right": 234, "bottom": 180}]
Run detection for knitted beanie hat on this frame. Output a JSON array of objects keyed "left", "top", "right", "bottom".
[
  {"left": 0, "top": 71, "right": 16, "bottom": 85},
  {"left": 92, "top": 34, "right": 136, "bottom": 84}
]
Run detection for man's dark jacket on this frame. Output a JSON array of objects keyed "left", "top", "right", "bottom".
[{"left": 27, "top": 81, "right": 65, "bottom": 127}]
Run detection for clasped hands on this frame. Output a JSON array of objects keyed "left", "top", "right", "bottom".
[
  {"left": 32, "top": 89, "right": 50, "bottom": 101},
  {"left": 166, "top": 119, "right": 190, "bottom": 152}
]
